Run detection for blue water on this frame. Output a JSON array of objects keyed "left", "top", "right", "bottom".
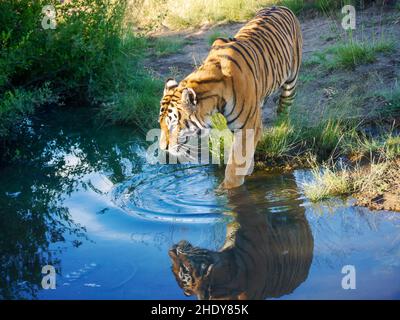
[{"left": 0, "top": 107, "right": 399, "bottom": 300}]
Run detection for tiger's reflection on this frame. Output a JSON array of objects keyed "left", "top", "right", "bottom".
[{"left": 169, "top": 174, "right": 314, "bottom": 300}]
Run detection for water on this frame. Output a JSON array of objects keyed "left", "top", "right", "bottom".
[{"left": 0, "top": 107, "right": 399, "bottom": 300}]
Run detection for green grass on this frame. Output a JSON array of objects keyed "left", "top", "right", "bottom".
[
  {"left": 128, "top": 0, "right": 318, "bottom": 31},
  {"left": 0, "top": 0, "right": 172, "bottom": 145},
  {"left": 302, "top": 165, "right": 353, "bottom": 202},
  {"left": 280, "top": 0, "right": 305, "bottom": 14},
  {"left": 298, "top": 73, "right": 317, "bottom": 83},
  {"left": 256, "top": 115, "right": 360, "bottom": 163},
  {"left": 311, "top": 39, "right": 396, "bottom": 70},
  {"left": 155, "top": 0, "right": 268, "bottom": 30},
  {"left": 148, "top": 37, "right": 187, "bottom": 57},
  {"left": 378, "top": 84, "right": 400, "bottom": 117},
  {"left": 385, "top": 135, "right": 400, "bottom": 159},
  {"left": 257, "top": 121, "right": 299, "bottom": 159},
  {"left": 100, "top": 72, "right": 163, "bottom": 130}
]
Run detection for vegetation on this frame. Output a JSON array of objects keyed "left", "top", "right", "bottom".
[
  {"left": 306, "top": 38, "right": 395, "bottom": 70},
  {"left": 0, "top": 0, "right": 164, "bottom": 151},
  {"left": 376, "top": 84, "right": 400, "bottom": 118},
  {"left": 128, "top": 0, "right": 379, "bottom": 31},
  {"left": 302, "top": 164, "right": 354, "bottom": 202},
  {"left": 148, "top": 36, "right": 188, "bottom": 57},
  {"left": 302, "top": 146, "right": 400, "bottom": 203}
]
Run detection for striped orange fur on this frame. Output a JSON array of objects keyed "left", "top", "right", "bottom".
[{"left": 159, "top": 6, "right": 302, "bottom": 189}]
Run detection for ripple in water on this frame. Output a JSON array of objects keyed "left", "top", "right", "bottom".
[{"left": 112, "top": 164, "right": 228, "bottom": 223}]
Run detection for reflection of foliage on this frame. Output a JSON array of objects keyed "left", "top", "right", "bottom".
[
  {"left": 0, "top": 107, "right": 144, "bottom": 299},
  {"left": 0, "top": 151, "right": 90, "bottom": 299}
]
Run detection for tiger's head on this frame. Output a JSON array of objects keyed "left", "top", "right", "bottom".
[
  {"left": 168, "top": 240, "right": 215, "bottom": 299},
  {"left": 158, "top": 79, "right": 202, "bottom": 157}
]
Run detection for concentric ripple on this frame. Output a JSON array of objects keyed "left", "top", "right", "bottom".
[{"left": 112, "top": 164, "right": 229, "bottom": 223}]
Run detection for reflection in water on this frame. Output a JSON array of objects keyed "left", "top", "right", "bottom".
[
  {"left": 169, "top": 175, "right": 314, "bottom": 299},
  {"left": 0, "top": 154, "right": 87, "bottom": 299}
]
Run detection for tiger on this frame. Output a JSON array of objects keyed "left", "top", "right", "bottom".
[
  {"left": 168, "top": 173, "right": 314, "bottom": 300},
  {"left": 158, "top": 6, "right": 302, "bottom": 189}
]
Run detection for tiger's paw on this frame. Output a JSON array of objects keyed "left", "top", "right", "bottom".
[{"left": 218, "top": 177, "right": 245, "bottom": 191}]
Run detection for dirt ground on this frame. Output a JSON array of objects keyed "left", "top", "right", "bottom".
[
  {"left": 144, "top": 5, "right": 400, "bottom": 212},
  {"left": 354, "top": 159, "right": 400, "bottom": 211}
]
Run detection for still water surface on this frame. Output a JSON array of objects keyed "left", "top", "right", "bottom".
[{"left": 0, "top": 107, "right": 399, "bottom": 299}]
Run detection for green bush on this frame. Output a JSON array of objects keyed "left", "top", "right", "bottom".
[
  {"left": 0, "top": 0, "right": 126, "bottom": 96},
  {"left": 0, "top": 0, "right": 164, "bottom": 145}
]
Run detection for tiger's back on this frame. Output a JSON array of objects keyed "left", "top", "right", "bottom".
[{"left": 207, "top": 5, "right": 303, "bottom": 129}]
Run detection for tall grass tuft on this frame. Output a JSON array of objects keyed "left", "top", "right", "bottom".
[
  {"left": 319, "top": 38, "right": 395, "bottom": 69},
  {"left": 302, "top": 165, "right": 353, "bottom": 202},
  {"left": 257, "top": 121, "right": 299, "bottom": 159}
]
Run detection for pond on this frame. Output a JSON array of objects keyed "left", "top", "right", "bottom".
[{"left": 0, "top": 107, "right": 399, "bottom": 300}]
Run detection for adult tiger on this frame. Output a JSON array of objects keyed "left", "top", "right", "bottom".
[
  {"left": 168, "top": 173, "right": 314, "bottom": 299},
  {"left": 159, "top": 6, "right": 302, "bottom": 189}
]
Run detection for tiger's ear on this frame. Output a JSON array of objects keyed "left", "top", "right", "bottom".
[
  {"left": 164, "top": 78, "right": 178, "bottom": 95},
  {"left": 182, "top": 88, "right": 197, "bottom": 112}
]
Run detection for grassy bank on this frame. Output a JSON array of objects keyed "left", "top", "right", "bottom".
[{"left": 301, "top": 153, "right": 400, "bottom": 211}]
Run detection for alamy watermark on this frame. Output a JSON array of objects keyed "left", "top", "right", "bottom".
[
  {"left": 341, "top": 5, "right": 356, "bottom": 30},
  {"left": 341, "top": 265, "right": 356, "bottom": 290},
  {"left": 41, "top": 265, "right": 56, "bottom": 289},
  {"left": 41, "top": 5, "right": 57, "bottom": 30}
]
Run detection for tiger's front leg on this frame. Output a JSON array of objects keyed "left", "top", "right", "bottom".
[{"left": 220, "top": 123, "right": 261, "bottom": 189}]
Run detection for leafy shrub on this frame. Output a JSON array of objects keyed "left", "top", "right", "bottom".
[{"left": 0, "top": 0, "right": 163, "bottom": 144}]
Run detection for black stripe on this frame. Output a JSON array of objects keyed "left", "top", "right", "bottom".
[
  {"left": 225, "top": 78, "right": 237, "bottom": 117},
  {"left": 216, "top": 37, "right": 229, "bottom": 43},
  {"left": 227, "top": 101, "right": 245, "bottom": 126},
  {"left": 258, "top": 23, "right": 291, "bottom": 67},
  {"left": 198, "top": 94, "right": 220, "bottom": 101},
  {"left": 240, "top": 34, "right": 265, "bottom": 91},
  {"left": 228, "top": 44, "right": 259, "bottom": 100},
  {"left": 271, "top": 10, "right": 295, "bottom": 34},
  {"left": 250, "top": 26, "right": 283, "bottom": 87},
  {"left": 250, "top": 31, "right": 277, "bottom": 91},
  {"left": 235, "top": 42, "right": 259, "bottom": 79},
  {"left": 189, "top": 78, "right": 223, "bottom": 85},
  {"left": 268, "top": 15, "right": 292, "bottom": 42},
  {"left": 246, "top": 35, "right": 270, "bottom": 91},
  {"left": 238, "top": 103, "right": 256, "bottom": 130},
  {"left": 240, "top": 40, "right": 262, "bottom": 82}
]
